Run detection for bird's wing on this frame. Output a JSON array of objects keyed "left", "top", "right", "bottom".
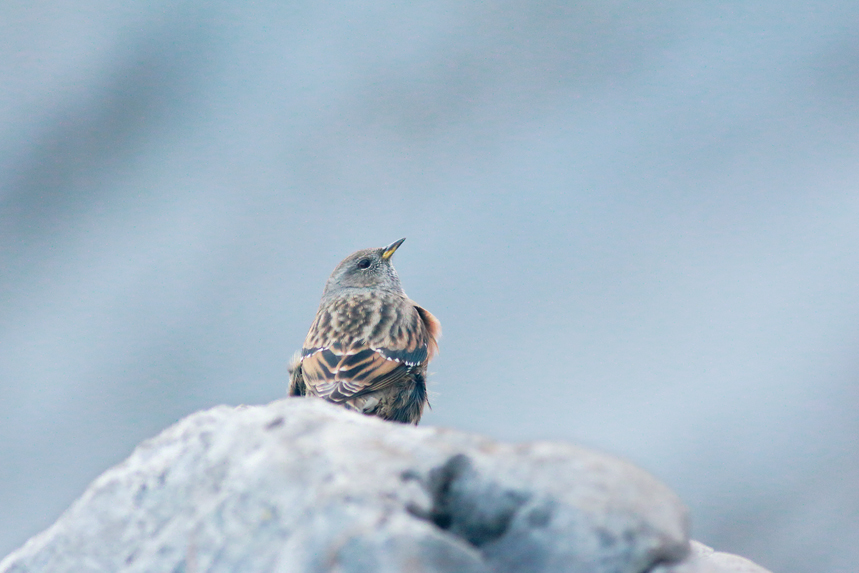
[
  {"left": 414, "top": 303, "right": 441, "bottom": 360},
  {"left": 300, "top": 345, "right": 414, "bottom": 402},
  {"left": 300, "top": 300, "right": 434, "bottom": 402},
  {"left": 287, "top": 351, "right": 306, "bottom": 396}
]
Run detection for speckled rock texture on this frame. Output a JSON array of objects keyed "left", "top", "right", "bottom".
[{"left": 0, "top": 399, "right": 771, "bottom": 573}]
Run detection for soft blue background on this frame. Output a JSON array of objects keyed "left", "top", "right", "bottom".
[{"left": 2, "top": 2, "right": 857, "bottom": 571}]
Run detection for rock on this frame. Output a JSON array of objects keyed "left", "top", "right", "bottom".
[
  {"left": 656, "top": 542, "right": 773, "bottom": 573},
  {"left": 691, "top": 542, "right": 773, "bottom": 573},
  {"left": 0, "top": 399, "right": 769, "bottom": 573}
]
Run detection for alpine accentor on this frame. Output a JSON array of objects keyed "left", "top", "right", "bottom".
[{"left": 288, "top": 238, "right": 440, "bottom": 424}]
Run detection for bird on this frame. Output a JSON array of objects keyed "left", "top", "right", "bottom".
[{"left": 288, "top": 238, "right": 441, "bottom": 424}]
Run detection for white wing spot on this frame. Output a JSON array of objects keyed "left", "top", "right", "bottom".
[{"left": 371, "top": 347, "right": 403, "bottom": 364}]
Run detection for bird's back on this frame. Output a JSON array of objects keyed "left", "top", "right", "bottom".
[{"left": 289, "top": 290, "right": 439, "bottom": 424}]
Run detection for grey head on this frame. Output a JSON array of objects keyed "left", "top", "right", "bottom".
[{"left": 322, "top": 238, "right": 407, "bottom": 298}]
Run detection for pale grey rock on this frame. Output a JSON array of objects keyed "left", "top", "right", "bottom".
[
  {"left": 690, "top": 542, "right": 773, "bottom": 573},
  {"left": 656, "top": 542, "right": 773, "bottom": 573},
  {"left": 0, "top": 398, "right": 760, "bottom": 573}
]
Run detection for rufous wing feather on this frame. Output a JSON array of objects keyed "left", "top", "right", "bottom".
[
  {"left": 414, "top": 304, "right": 441, "bottom": 360},
  {"left": 301, "top": 346, "right": 413, "bottom": 402}
]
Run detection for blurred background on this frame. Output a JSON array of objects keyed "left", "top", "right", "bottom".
[{"left": 1, "top": 1, "right": 857, "bottom": 571}]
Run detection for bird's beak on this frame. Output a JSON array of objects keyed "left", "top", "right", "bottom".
[{"left": 381, "top": 238, "right": 406, "bottom": 260}]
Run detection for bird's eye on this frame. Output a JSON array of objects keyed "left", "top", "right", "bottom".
[{"left": 357, "top": 258, "right": 372, "bottom": 269}]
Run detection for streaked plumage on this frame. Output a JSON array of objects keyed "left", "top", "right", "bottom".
[{"left": 288, "top": 238, "right": 440, "bottom": 424}]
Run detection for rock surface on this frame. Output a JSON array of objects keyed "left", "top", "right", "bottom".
[{"left": 0, "top": 399, "right": 771, "bottom": 573}]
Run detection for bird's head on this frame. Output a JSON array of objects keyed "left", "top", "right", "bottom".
[{"left": 322, "top": 238, "right": 406, "bottom": 296}]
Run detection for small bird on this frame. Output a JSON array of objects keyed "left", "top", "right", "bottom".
[{"left": 288, "top": 238, "right": 441, "bottom": 424}]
